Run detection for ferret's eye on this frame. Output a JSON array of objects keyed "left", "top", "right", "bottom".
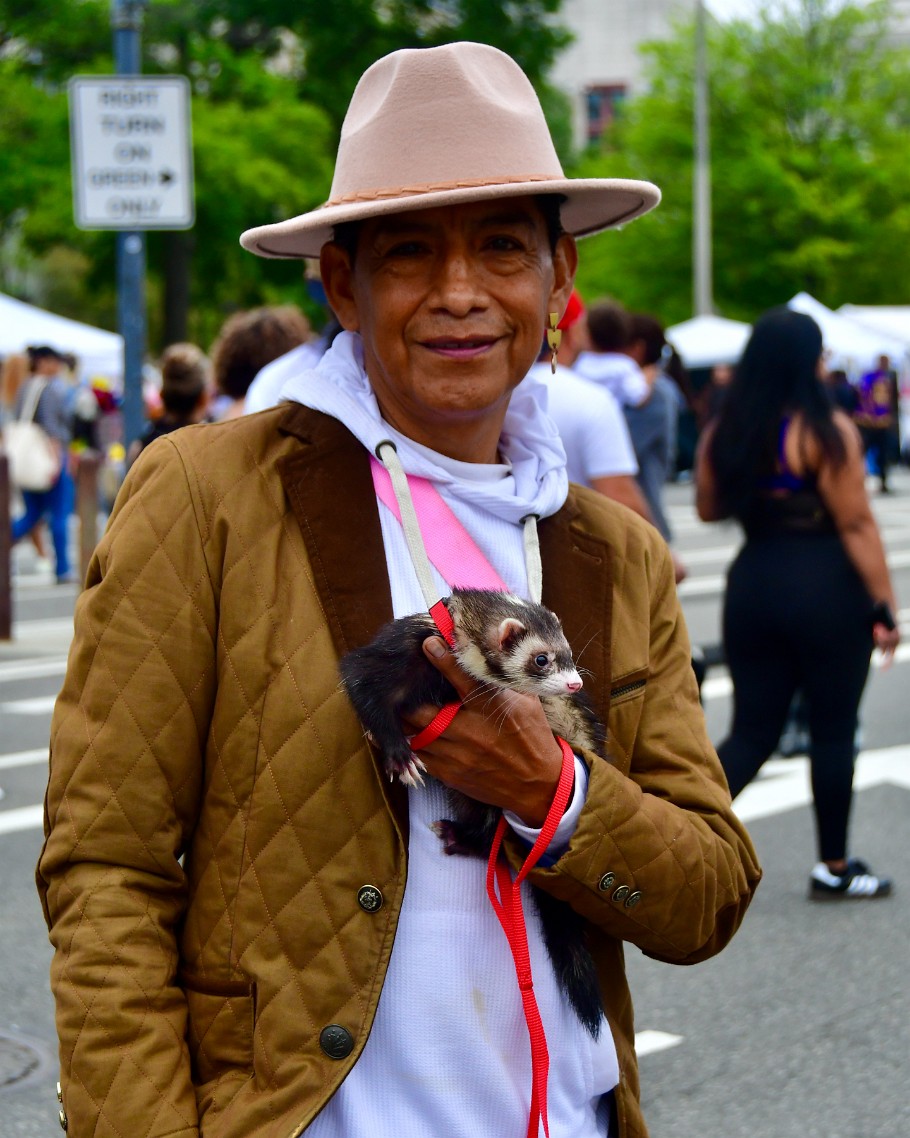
[{"left": 534, "top": 654, "right": 550, "bottom": 668}]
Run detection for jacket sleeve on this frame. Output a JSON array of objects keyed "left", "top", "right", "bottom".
[
  {"left": 36, "top": 438, "right": 216, "bottom": 1137},
  {"left": 530, "top": 534, "right": 761, "bottom": 964}
]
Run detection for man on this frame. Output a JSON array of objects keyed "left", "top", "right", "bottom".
[
  {"left": 573, "top": 300, "right": 650, "bottom": 409},
  {"left": 530, "top": 291, "right": 648, "bottom": 518},
  {"left": 39, "top": 42, "right": 759, "bottom": 1138},
  {"left": 622, "top": 314, "right": 681, "bottom": 544}
]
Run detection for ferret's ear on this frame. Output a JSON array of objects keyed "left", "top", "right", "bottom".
[{"left": 496, "top": 618, "right": 526, "bottom": 652}]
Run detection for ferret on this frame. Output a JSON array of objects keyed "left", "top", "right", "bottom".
[{"left": 339, "top": 588, "right": 607, "bottom": 1037}]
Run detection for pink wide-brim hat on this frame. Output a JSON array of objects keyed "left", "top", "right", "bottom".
[{"left": 240, "top": 41, "right": 660, "bottom": 260}]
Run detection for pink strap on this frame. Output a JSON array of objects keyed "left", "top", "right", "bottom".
[{"left": 370, "top": 458, "right": 507, "bottom": 592}]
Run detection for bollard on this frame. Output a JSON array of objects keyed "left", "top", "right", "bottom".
[
  {"left": 76, "top": 451, "right": 102, "bottom": 587},
  {"left": 0, "top": 452, "right": 11, "bottom": 639}
]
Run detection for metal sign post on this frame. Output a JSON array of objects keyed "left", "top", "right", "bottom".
[{"left": 67, "top": 0, "right": 194, "bottom": 448}]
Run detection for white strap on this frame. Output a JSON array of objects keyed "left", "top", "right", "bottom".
[
  {"left": 374, "top": 439, "right": 542, "bottom": 605},
  {"left": 376, "top": 440, "right": 441, "bottom": 614},
  {"left": 18, "top": 378, "right": 48, "bottom": 424},
  {"left": 522, "top": 514, "right": 542, "bottom": 604}
]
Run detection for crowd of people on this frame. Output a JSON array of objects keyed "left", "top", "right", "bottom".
[{"left": 0, "top": 35, "right": 903, "bottom": 1138}]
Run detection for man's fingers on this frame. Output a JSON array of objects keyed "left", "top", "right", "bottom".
[{"left": 421, "top": 636, "right": 476, "bottom": 699}]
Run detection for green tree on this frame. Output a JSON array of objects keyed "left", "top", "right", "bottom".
[
  {"left": 0, "top": 0, "right": 572, "bottom": 349},
  {"left": 569, "top": 0, "right": 910, "bottom": 326}
]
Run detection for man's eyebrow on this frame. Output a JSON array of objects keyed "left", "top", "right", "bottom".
[{"left": 475, "top": 210, "right": 538, "bottom": 230}]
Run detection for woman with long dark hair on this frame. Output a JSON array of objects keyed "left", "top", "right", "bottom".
[{"left": 696, "top": 307, "right": 900, "bottom": 899}]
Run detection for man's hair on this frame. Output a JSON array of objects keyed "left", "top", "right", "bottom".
[
  {"left": 331, "top": 193, "right": 567, "bottom": 263},
  {"left": 627, "top": 313, "right": 666, "bottom": 367},
  {"left": 159, "top": 343, "right": 210, "bottom": 417},
  {"left": 586, "top": 301, "right": 630, "bottom": 353},
  {"left": 26, "top": 345, "right": 66, "bottom": 371},
  {"left": 210, "top": 306, "right": 311, "bottom": 400}
]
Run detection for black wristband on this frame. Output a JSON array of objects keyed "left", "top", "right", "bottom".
[{"left": 870, "top": 601, "right": 897, "bottom": 631}]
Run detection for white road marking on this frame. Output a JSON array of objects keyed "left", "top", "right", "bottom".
[
  {"left": 0, "top": 657, "right": 69, "bottom": 684},
  {"left": 635, "top": 1030, "right": 685, "bottom": 1057},
  {"left": 10, "top": 617, "right": 74, "bottom": 639},
  {"left": 1, "top": 695, "right": 58, "bottom": 715},
  {"left": 0, "top": 749, "right": 48, "bottom": 771},
  {"left": 0, "top": 805, "right": 44, "bottom": 836},
  {"left": 735, "top": 745, "right": 910, "bottom": 824}
]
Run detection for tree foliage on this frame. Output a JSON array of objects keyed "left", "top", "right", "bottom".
[
  {"left": 0, "top": 0, "right": 571, "bottom": 349},
  {"left": 570, "top": 0, "right": 910, "bottom": 326}
]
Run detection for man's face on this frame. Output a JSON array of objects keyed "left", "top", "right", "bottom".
[
  {"left": 33, "top": 354, "right": 62, "bottom": 378},
  {"left": 321, "top": 197, "right": 576, "bottom": 456}
]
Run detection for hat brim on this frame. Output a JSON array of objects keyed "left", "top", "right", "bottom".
[{"left": 239, "top": 178, "right": 661, "bottom": 260}]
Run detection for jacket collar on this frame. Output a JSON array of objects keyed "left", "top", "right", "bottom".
[{"left": 276, "top": 400, "right": 615, "bottom": 740}]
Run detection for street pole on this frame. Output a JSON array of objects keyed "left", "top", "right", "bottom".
[
  {"left": 111, "top": 0, "right": 148, "bottom": 448},
  {"left": 693, "top": 0, "right": 714, "bottom": 316}
]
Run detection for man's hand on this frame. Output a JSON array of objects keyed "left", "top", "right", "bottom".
[{"left": 401, "top": 636, "right": 564, "bottom": 828}]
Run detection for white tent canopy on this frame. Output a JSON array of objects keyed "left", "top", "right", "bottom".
[
  {"left": 837, "top": 304, "right": 910, "bottom": 349},
  {"left": 787, "top": 293, "right": 907, "bottom": 373},
  {"left": 666, "top": 314, "right": 751, "bottom": 369},
  {"left": 0, "top": 291, "right": 122, "bottom": 385}
]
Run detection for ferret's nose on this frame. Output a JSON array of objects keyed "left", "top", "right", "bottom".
[{"left": 566, "top": 679, "right": 582, "bottom": 693}]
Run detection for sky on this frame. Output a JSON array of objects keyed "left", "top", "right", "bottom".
[
  {"left": 705, "top": 0, "right": 873, "bottom": 17},
  {"left": 705, "top": 0, "right": 763, "bottom": 15}
]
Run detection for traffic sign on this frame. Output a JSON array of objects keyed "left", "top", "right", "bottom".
[{"left": 68, "top": 75, "right": 194, "bottom": 230}]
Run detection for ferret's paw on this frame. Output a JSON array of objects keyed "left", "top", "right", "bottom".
[
  {"left": 430, "top": 819, "right": 472, "bottom": 856},
  {"left": 383, "top": 752, "right": 426, "bottom": 788},
  {"left": 399, "top": 755, "right": 426, "bottom": 788}
]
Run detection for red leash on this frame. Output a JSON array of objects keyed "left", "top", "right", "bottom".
[
  {"left": 486, "top": 738, "right": 575, "bottom": 1138},
  {"left": 409, "top": 597, "right": 575, "bottom": 1138}
]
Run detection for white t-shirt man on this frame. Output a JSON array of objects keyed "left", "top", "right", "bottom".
[
  {"left": 529, "top": 361, "right": 638, "bottom": 488},
  {"left": 572, "top": 351, "right": 649, "bottom": 409}
]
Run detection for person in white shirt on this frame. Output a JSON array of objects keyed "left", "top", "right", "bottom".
[
  {"left": 533, "top": 294, "right": 686, "bottom": 580},
  {"left": 574, "top": 300, "right": 650, "bottom": 408}
]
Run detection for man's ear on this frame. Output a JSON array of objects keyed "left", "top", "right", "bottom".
[
  {"left": 320, "top": 242, "right": 361, "bottom": 332},
  {"left": 548, "top": 234, "right": 578, "bottom": 323}
]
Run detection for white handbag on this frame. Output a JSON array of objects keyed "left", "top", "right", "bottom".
[{"left": 2, "top": 379, "right": 61, "bottom": 492}]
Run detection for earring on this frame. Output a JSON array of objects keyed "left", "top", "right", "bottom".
[{"left": 546, "top": 312, "right": 562, "bottom": 374}]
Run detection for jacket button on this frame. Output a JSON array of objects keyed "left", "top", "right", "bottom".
[
  {"left": 598, "top": 872, "right": 615, "bottom": 891},
  {"left": 612, "top": 885, "right": 631, "bottom": 903},
  {"left": 58, "top": 1108, "right": 68, "bottom": 1131},
  {"left": 320, "top": 1024, "right": 355, "bottom": 1059},
  {"left": 625, "top": 890, "right": 643, "bottom": 909},
  {"left": 357, "top": 885, "right": 383, "bottom": 912}
]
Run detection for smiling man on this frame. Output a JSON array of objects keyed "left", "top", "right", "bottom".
[{"left": 38, "top": 42, "right": 760, "bottom": 1138}]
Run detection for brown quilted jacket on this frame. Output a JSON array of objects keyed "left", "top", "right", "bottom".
[{"left": 37, "top": 404, "right": 760, "bottom": 1138}]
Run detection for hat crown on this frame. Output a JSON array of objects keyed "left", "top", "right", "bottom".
[{"left": 328, "top": 42, "right": 564, "bottom": 206}]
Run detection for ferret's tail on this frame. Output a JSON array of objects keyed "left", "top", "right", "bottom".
[{"left": 532, "top": 887, "right": 603, "bottom": 1039}]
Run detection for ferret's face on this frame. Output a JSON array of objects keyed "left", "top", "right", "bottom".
[
  {"left": 504, "top": 634, "right": 583, "bottom": 697},
  {"left": 449, "top": 595, "right": 583, "bottom": 698}
]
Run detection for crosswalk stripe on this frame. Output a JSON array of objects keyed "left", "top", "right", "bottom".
[
  {"left": 0, "top": 658, "right": 69, "bottom": 683},
  {"left": 0, "top": 749, "right": 48, "bottom": 771},
  {"left": 0, "top": 805, "right": 44, "bottom": 836},
  {"left": 1, "top": 695, "right": 58, "bottom": 715},
  {"left": 635, "top": 1030, "right": 685, "bottom": 1057}
]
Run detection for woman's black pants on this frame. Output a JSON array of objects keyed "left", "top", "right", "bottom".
[{"left": 717, "top": 534, "right": 873, "bottom": 863}]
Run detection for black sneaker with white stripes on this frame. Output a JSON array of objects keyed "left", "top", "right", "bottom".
[{"left": 809, "top": 858, "right": 892, "bottom": 900}]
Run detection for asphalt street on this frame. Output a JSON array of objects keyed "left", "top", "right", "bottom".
[{"left": 2, "top": 470, "right": 909, "bottom": 1137}]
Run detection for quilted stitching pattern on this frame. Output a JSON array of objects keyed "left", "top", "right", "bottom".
[
  {"left": 39, "top": 418, "right": 407, "bottom": 1137},
  {"left": 37, "top": 412, "right": 760, "bottom": 1138}
]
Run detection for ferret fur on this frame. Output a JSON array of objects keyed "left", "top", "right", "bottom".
[{"left": 339, "top": 588, "right": 607, "bottom": 1037}]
